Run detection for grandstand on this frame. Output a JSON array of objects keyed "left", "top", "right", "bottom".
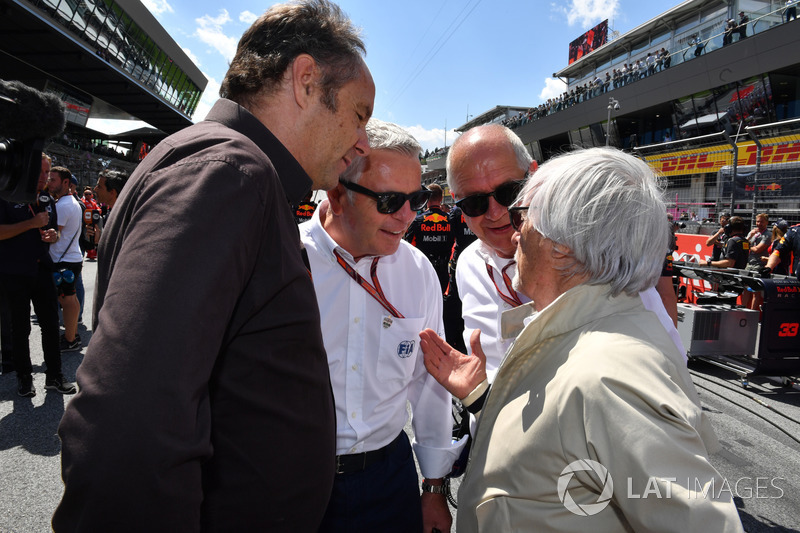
[
  {"left": 0, "top": 0, "right": 207, "bottom": 188},
  {"left": 452, "top": 0, "right": 800, "bottom": 226}
]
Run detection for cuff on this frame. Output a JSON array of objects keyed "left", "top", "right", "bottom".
[
  {"left": 413, "top": 435, "right": 469, "bottom": 479},
  {"left": 462, "top": 379, "right": 489, "bottom": 411}
]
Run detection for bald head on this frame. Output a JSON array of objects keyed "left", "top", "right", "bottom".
[
  {"left": 445, "top": 124, "right": 534, "bottom": 258},
  {"left": 446, "top": 124, "right": 532, "bottom": 197}
]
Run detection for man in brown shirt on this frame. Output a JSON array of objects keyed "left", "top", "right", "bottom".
[{"left": 54, "top": 1, "right": 374, "bottom": 531}]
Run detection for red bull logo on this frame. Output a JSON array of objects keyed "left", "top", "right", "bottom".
[
  {"left": 424, "top": 213, "right": 448, "bottom": 223},
  {"left": 776, "top": 286, "right": 799, "bottom": 294},
  {"left": 745, "top": 183, "right": 782, "bottom": 192}
]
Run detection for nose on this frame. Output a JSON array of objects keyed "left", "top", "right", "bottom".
[
  {"left": 354, "top": 126, "right": 370, "bottom": 157},
  {"left": 485, "top": 195, "right": 508, "bottom": 222},
  {"left": 394, "top": 198, "right": 417, "bottom": 224}
]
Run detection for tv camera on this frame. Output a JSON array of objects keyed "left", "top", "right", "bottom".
[{"left": 0, "top": 79, "right": 66, "bottom": 204}]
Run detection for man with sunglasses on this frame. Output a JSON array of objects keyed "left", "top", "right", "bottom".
[
  {"left": 421, "top": 148, "right": 742, "bottom": 532},
  {"left": 300, "top": 118, "right": 465, "bottom": 533},
  {"left": 445, "top": 124, "right": 537, "bottom": 381}
]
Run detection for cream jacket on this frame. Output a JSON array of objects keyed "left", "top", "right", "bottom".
[{"left": 458, "top": 284, "right": 743, "bottom": 533}]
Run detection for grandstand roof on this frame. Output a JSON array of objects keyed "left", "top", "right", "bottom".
[
  {"left": 0, "top": 0, "right": 207, "bottom": 135},
  {"left": 456, "top": 105, "right": 532, "bottom": 133}
]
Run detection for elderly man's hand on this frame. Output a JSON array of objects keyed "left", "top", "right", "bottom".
[{"left": 419, "top": 328, "right": 487, "bottom": 400}]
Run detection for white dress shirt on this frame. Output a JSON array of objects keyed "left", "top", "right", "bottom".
[
  {"left": 300, "top": 211, "right": 465, "bottom": 479},
  {"left": 639, "top": 286, "right": 688, "bottom": 362},
  {"left": 456, "top": 240, "right": 532, "bottom": 382}
]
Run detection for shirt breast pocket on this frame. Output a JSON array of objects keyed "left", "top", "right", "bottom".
[{"left": 376, "top": 315, "right": 425, "bottom": 383}]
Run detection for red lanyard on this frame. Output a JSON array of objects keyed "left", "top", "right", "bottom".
[
  {"left": 334, "top": 250, "right": 405, "bottom": 318},
  {"left": 486, "top": 261, "right": 523, "bottom": 308}
]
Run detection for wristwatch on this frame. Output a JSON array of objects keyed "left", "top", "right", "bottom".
[
  {"left": 421, "top": 479, "right": 446, "bottom": 494},
  {"left": 706, "top": 259, "right": 712, "bottom": 267}
]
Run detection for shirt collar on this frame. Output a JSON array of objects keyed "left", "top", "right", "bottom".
[
  {"left": 306, "top": 201, "right": 393, "bottom": 266},
  {"left": 475, "top": 240, "right": 516, "bottom": 269}
]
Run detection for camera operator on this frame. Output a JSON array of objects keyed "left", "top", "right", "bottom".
[
  {"left": 0, "top": 153, "right": 75, "bottom": 396},
  {"left": 705, "top": 211, "right": 730, "bottom": 261},
  {"left": 705, "top": 216, "right": 748, "bottom": 269},
  {"left": 47, "top": 166, "right": 84, "bottom": 353}
]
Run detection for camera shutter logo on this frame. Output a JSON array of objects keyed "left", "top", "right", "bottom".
[{"left": 557, "top": 459, "right": 614, "bottom": 516}]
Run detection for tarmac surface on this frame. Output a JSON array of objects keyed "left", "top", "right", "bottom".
[{"left": 1, "top": 259, "right": 799, "bottom": 532}]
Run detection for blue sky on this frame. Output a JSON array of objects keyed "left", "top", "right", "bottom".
[{"left": 125, "top": 0, "right": 670, "bottom": 151}]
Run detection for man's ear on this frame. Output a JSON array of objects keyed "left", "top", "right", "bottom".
[
  {"left": 327, "top": 183, "right": 347, "bottom": 216},
  {"left": 291, "top": 54, "right": 319, "bottom": 109}
]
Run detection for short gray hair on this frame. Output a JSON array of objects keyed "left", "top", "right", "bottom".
[
  {"left": 445, "top": 124, "right": 532, "bottom": 196},
  {"left": 520, "top": 147, "right": 669, "bottom": 296},
  {"left": 340, "top": 118, "right": 421, "bottom": 189}
]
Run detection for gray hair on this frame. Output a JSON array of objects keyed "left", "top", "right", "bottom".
[
  {"left": 340, "top": 118, "right": 421, "bottom": 193},
  {"left": 445, "top": 124, "right": 532, "bottom": 196},
  {"left": 519, "top": 147, "right": 669, "bottom": 296}
]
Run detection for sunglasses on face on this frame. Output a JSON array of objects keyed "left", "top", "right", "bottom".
[
  {"left": 339, "top": 179, "right": 431, "bottom": 214},
  {"left": 508, "top": 205, "right": 530, "bottom": 232},
  {"left": 455, "top": 180, "right": 525, "bottom": 217}
]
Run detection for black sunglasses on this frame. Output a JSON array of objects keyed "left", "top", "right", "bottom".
[
  {"left": 455, "top": 180, "right": 525, "bottom": 217},
  {"left": 508, "top": 206, "right": 530, "bottom": 232},
  {"left": 339, "top": 179, "right": 432, "bottom": 214}
]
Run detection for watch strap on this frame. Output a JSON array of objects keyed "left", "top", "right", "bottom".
[{"left": 421, "top": 480, "right": 446, "bottom": 494}]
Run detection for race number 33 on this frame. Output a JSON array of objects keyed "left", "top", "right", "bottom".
[{"left": 777, "top": 323, "right": 799, "bottom": 337}]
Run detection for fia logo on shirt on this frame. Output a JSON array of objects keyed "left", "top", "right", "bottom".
[{"left": 397, "top": 340, "right": 415, "bottom": 358}]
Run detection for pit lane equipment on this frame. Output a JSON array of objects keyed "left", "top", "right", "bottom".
[{"left": 673, "top": 261, "right": 800, "bottom": 387}]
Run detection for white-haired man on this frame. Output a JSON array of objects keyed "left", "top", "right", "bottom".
[
  {"left": 446, "top": 125, "right": 681, "bottom": 380},
  {"left": 421, "top": 147, "right": 743, "bottom": 532},
  {"left": 301, "top": 118, "right": 465, "bottom": 532}
]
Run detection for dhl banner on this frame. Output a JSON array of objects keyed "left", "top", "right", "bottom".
[{"left": 641, "top": 135, "right": 800, "bottom": 177}]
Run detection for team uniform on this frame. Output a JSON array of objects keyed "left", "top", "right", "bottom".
[
  {"left": 441, "top": 206, "right": 477, "bottom": 353},
  {"left": 771, "top": 226, "right": 800, "bottom": 278},
  {"left": 711, "top": 231, "right": 729, "bottom": 261},
  {"left": 722, "top": 235, "right": 749, "bottom": 269},
  {"left": 293, "top": 200, "right": 317, "bottom": 224},
  {"left": 404, "top": 205, "right": 454, "bottom": 292}
]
